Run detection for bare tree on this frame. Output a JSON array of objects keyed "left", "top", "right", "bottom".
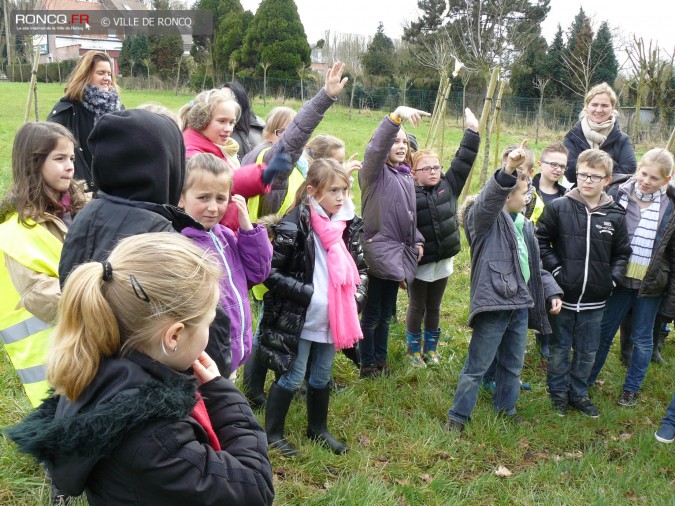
[
  {"left": 260, "top": 61, "right": 271, "bottom": 107},
  {"left": 323, "top": 30, "right": 367, "bottom": 118},
  {"left": 142, "top": 57, "right": 152, "bottom": 80},
  {"left": 626, "top": 37, "right": 674, "bottom": 139},
  {"left": 229, "top": 57, "right": 238, "bottom": 82},
  {"left": 297, "top": 63, "right": 308, "bottom": 102},
  {"left": 533, "top": 76, "right": 551, "bottom": 144}
]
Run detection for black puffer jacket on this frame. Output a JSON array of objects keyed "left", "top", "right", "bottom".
[
  {"left": 6, "top": 352, "right": 274, "bottom": 505},
  {"left": 47, "top": 98, "right": 96, "bottom": 190},
  {"left": 415, "top": 129, "right": 479, "bottom": 265},
  {"left": 257, "top": 203, "right": 368, "bottom": 375},
  {"left": 563, "top": 120, "right": 637, "bottom": 183},
  {"left": 606, "top": 175, "right": 675, "bottom": 318},
  {"left": 536, "top": 188, "right": 632, "bottom": 311}
]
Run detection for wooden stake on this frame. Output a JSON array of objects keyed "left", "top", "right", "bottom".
[
  {"left": 461, "top": 67, "right": 500, "bottom": 200},
  {"left": 24, "top": 46, "right": 41, "bottom": 123}
]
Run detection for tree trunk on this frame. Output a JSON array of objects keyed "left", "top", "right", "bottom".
[
  {"left": 175, "top": 57, "right": 182, "bottom": 96},
  {"left": 349, "top": 77, "right": 356, "bottom": 120},
  {"left": 25, "top": 46, "right": 40, "bottom": 122},
  {"left": 633, "top": 68, "right": 646, "bottom": 143}
]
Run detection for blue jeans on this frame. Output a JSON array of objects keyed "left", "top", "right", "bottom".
[
  {"left": 277, "top": 339, "right": 336, "bottom": 391},
  {"left": 359, "top": 275, "right": 399, "bottom": 366},
  {"left": 588, "top": 286, "right": 661, "bottom": 393},
  {"left": 448, "top": 309, "right": 528, "bottom": 424},
  {"left": 548, "top": 308, "right": 603, "bottom": 403},
  {"left": 659, "top": 391, "right": 675, "bottom": 434}
]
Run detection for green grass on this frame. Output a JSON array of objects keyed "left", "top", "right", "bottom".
[{"left": 1, "top": 82, "right": 674, "bottom": 505}]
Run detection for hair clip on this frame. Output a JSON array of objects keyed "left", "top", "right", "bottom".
[
  {"left": 188, "top": 100, "right": 194, "bottom": 106},
  {"left": 129, "top": 274, "right": 150, "bottom": 303},
  {"left": 101, "top": 261, "right": 113, "bottom": 282}
]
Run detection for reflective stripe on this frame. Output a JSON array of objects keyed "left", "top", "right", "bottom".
[
  {"left": 15, "top": 363, "right": 47, "bottom": 384},
  {"left": 0, "top": 315, "right": 50, "bottom": 345}
]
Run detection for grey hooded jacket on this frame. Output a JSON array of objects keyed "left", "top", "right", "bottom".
[{"left": 464, "top": 169, "right": 562, "bottom": 332}]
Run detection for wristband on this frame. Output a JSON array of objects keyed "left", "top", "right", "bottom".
[{"left": 388, "top": 114, "right": 402, "bottom": 125}]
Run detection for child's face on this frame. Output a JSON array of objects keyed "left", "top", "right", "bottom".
[
  {"left": 636, "top": 162, "right": 671, "bottom": 195},
  {"left": 576, "top": 163, "right": 610, "bottom": 201},
  {"left": 330, "top": 147, "right": 346, "bottom": 163},
  {"left": 42, "top": 137, "right": 75, "bottom": 195},
  {"left": 202, "top": 101, "right": 237, "bottom": 145},
  {"left": 505, "top": 178, "right": 529, "bottom": 213},
  {"left": 169, "top": 307, "right": 216, "bottom": 372},
  {"left": 89, "top": 60, "right": 112, "bottom": 92},
  {"left": 413, "top": 155, "right": 441, "bottom": 187},
  {"left": 387, "top": 129, "right": 409, "bottom": 165},
  {"left": 179, "top": 171, "right": 230, "bottom": 230},
  {"left": 538, "top": 152, "right": 567, "bottom": 184},
  {"left": 308, "top": 175, "right": 349, "bottom": 217}
]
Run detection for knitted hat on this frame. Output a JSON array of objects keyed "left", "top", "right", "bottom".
[{"left": 88, "top": 109, "right": 186, "bottom": 206}]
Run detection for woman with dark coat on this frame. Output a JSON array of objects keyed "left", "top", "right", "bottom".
[
  {"left": 563, "top": 82, "right": 636, "bottom": 185},
  {"left": 48, "top": 51, "right": 123, "bottom": 192}
]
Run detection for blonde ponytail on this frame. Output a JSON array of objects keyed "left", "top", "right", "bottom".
[
  {"left": 48, "top": 262, "right": 120, "bottom": 401},
  {"left": 48, "top": 233, "right": 221, "bottom": 401}
]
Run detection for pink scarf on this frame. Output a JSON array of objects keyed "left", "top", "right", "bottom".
[{"left": 309, "top": 206, "right": 363, "bottom": 350}]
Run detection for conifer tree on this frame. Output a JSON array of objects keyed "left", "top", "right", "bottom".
[
  {"left": 361, "top": 22, "right": 396, "bottom": 79},
  {"left": 590, "top": 22, "right": 618, "bottom": 87},
  {"left": 241, "top": 0, "right": 310, "bottom": 79}
]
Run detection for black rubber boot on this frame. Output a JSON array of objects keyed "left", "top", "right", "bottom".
[
  {"left": 619, "top": 316, "right": 633, "bottom": 367},
  {"left": 341, "top": 345, "right": 360, "bottom": 369},
  {"left": 265, "top": 382, "right": 299, "bottom": 458},
  {"left": 242, "top": 346, "right": 268, "bottom": 409},
  {"left": 306, "top": 385, "right": 348, "bottom": 455}
]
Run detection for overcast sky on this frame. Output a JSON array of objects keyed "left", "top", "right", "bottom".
[{"left": 239, "top": 0, "right": 674, "bottom": 56}]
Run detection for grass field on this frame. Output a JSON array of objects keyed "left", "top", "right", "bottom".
[{"left": 0, "top": 81, "right": 673, "bottom": 505}]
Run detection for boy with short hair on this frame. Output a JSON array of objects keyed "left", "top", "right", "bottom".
[
  {"left": 447, "top": 141, "right": 563, "bottom": 432},
  {"left": 536, "top": 149, "right": 631, "bottom": 418},
  {"left": 528, "top": 142, "right": 569, "bottom": 223}
]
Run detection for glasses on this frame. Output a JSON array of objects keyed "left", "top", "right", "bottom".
[
  {"left": 274, "top": 128, "right": 285, "bottom": 137},
  {"left": 416, "top": 165, "right": 441, "bottom": 174},
  {"left": 541, "top": 160, "right": 566, "bottom": 171},
  {"left": 576, "top": 172, "right": 607, "bottom": 183}
]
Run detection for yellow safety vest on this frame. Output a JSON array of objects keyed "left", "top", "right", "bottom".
[
  {"left": 0, "top": 214, "right": 61, "bottom": 407},
  {"left": 248, "top": 147, "right": 306, "bottom": 301}
]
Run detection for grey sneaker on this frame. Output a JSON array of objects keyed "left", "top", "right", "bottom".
[
  {"left": 570, "top": 397, "right": 600, "bottom": 418},
  {"left": 552, "top": 399, "right": 568, "bottom": 417},
  {"left": 618, "top": 390, "right": 638, "bottom": 407},
  {"left": 446, "top": 419, "right": 465, "bottom": 433}
]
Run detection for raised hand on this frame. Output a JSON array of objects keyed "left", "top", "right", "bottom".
[
  {"left": 465, "top": 108, "right": 479, "bottom": 132},
  {"left": 345, "top": 152, "right": 362, "bottom": 175},
  {"left": 391, "top": 106, "right": 431, "bottom": 127},
  {"left": 193, "top": 351, "right": 220, "bottom": 385},
  {"left": 324, "top": 61, "right": 348, "bottom": 98},
  {"left": 231, "top": 194, "right": 253, "bottom": 231},
  {"left": 506, "top": 139, "right": 529, "bottom": 174}
]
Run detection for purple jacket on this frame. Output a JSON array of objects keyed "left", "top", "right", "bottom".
[
  {"left": 182, "top": 224, "right": 272, "bottom": 371},
  {"left": 359, "top": 116, "right": 423, "bottom": 284}
]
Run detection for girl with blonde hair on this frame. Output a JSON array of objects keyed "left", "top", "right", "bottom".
[{"left": 7, "top": 233, "right": 274, "bottom": 505}]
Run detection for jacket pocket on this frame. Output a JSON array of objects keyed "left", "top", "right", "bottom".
[{"left": 489, "top": 261, "right": 518, "bottom": 298}]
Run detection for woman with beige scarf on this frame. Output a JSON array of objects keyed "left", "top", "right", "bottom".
[{"left": 563, "top": 83, "right": 637, "bottom": 185}]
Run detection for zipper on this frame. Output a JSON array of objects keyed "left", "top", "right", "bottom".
[
  {"left": 576, "top": 210, "right": 592, "bottom": 311},
  {"left": 209, "top": 231, "right": 246, "bottom": 362}
]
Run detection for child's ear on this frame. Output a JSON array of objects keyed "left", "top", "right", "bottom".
[
  {"left": 306, "top": 184, "right": 316, "bottom": 197},
  {"left": 177, "top": 195, "right": 185, "bottom": 209},
  {"left": 537, "top": 161, "right": 542, "bottom": 169}
]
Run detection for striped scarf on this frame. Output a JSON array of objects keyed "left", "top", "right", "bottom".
[{"left": 619, "top": 186, "right": 661, "bottom": 280}]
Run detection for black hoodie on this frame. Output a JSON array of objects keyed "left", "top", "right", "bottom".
[{"left": 58, "top": 109, "right": 188, "bottom": 284}]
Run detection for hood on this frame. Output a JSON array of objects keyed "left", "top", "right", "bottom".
[
  {"left": 458, "top": 195, "right": 477, "bottom": 228},
  {"left": 5, "top": 352, "right": 197, "bottom": 496},
  {"left": 565, "top": 187, "right": 615, "bottom": 211},
  {"left": 89, "top": 109, "right": 186, "bottom": 206}
]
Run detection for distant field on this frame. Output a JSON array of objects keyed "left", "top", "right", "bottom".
[{"left": 1, "top": 81, "right": 673, "bottom": 505}]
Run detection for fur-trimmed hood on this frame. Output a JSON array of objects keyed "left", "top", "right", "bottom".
[{"left": 6, "top": 352, "right": 198, "bottom": 496}]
